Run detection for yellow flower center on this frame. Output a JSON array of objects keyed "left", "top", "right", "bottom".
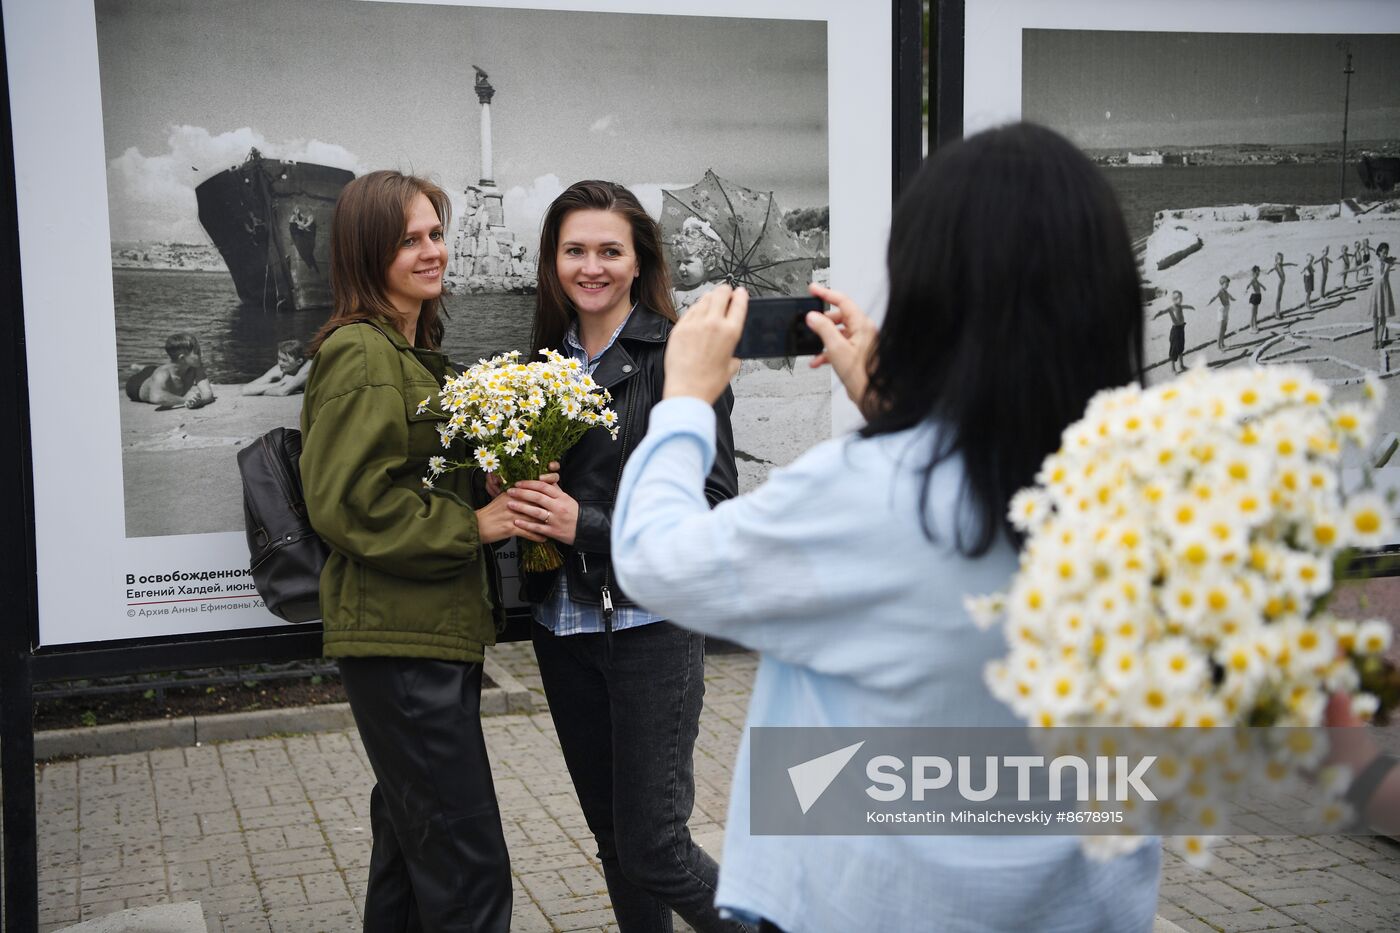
[{"left": 1355, "top": 511, "right": 1381, "bottom": 535}]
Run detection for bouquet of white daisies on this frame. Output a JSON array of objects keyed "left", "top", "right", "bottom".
[
  {"left": 420, "top": 349, "right": 618, "bottom": 571},
  {"left": 967, "top": 365, "right": 1398, "bottom": 862}
]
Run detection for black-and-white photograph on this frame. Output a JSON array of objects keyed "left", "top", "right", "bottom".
[
  {"left": 1023, "top": 29, "right": 1400, "bottom": 438},
  {"left": 101, "top": 0, "right": 830, "bottom": 537}
]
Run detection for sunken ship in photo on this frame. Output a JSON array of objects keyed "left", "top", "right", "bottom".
[{"left": 196, "top": 148, "right": 353, "bottom": 312}]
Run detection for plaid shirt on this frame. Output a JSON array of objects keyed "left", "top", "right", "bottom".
[{"left": 532, "top": 309, "right": 665, "bottom": 636}]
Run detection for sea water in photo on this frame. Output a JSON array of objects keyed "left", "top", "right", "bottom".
[
  {"left": 114, "top": 268, "right": 536, "bottom": 384},
  {"left": 1104, "top": 162, "right": 1348, "bottom": 243}
]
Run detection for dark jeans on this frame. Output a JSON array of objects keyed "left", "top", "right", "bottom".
[
  {"left": 339, "top": 657, "right": 512, "bottom": 933},
  {"left": 533, "top": 622, "right": 747, "bottom": 933}
]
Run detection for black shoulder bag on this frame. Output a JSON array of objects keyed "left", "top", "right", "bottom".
[{"left": 237, "top": 426, "right": 328, "bottom": 623}]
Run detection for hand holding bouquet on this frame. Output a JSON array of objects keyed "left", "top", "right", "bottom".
[
  {"left": 421, "top": 349, "right": 618, "bottom": 571},
  {"left": 968, "top": 365, "right": 1398, "bottom": 861}
]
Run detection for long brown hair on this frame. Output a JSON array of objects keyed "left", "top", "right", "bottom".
[
  {"left": 309, "top": 170, "right": 452, "bottom": 354},
  {"left": 531, "top": 180, "right": 675, "bottom": 354}
]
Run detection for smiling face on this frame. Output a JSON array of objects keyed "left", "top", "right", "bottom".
[
  {"left": 556, "top": 208, "right": 639, "bottom": 325},
  {"left": 384, "top": 192, "right": 448, "bottom": 319}
]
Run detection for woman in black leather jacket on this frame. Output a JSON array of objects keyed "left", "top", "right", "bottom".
[{"left": 504, "top": 180, "right": 743, "bottom": 933}]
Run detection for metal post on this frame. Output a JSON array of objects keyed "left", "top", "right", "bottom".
[
  {"left": 0, "top": 13, "right": 41, "bottom": 930},
  {"left": 892, "top": 0, "right": 925, "bottom": 196},
  {"left": 1340, "top": 47, "right": 1354, "bottom": 206},
  {"left": 1, "top": 648, "right": 38, "bottom": 933}
]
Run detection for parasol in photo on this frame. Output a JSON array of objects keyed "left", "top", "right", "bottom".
[{"left": 660, "top": 169, "right": 815, "bottom": 296}]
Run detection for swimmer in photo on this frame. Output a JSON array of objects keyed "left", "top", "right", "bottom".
[
  {"left": 1245, "top": 265, "right": 1266, "bottom": 331},
  {"left": 1208, "top": 275, "right": 1236, "bottom": 351},
  {"left": 125, "top": 332, "right": 216, "bottom": 411},
  {"left": 1153, "top": 289, "right": 1194, "bottom": 374},
  {"left": 1268, "top": 252, "right": 1295, "bottom": 318},
  {"left": 241, "top": 338, "right": 312, "bottom": 396}
]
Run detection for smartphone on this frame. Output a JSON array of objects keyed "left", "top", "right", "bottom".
[{"left": 734, "top": 295, "right": 825, "bottom": 359}]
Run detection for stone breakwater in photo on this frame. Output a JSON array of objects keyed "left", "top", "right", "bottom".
[
  {"left": 112, "top": 241, "right": 228, "bottom": 274},
  {"left": 445, "top": 269, "right": 536, "bottom": 295}
]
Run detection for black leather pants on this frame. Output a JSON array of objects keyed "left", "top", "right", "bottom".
[{"left": 339, "top": 658, "right": 512, "bottom": 933}]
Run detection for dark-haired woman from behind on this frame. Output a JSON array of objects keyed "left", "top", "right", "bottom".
[
  {"left": 611, "top": 124, "right": 1161, "bottom": 931},
  {"left": 299, "top": 170, "right": 536, "bottom": 931},
  {"left": 499, "top": 180, "right": 745, "bottom": 932}
]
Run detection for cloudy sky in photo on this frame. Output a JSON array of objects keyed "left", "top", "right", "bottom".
[
  {"left": 1023, "top": 29, "right": 1400, "bottom": 150},
  {"left": 96, "top": 0, "right": 828, "bottom": 245}
]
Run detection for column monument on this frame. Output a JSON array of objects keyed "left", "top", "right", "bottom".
[
  {"left": 447, "top": 66, "right": 536, "bottom": 293},
  {"left": 473, "top": 66, "right": 505, "bottom": 228}
]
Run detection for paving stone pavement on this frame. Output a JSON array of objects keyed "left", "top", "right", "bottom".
[{"left": 33, "top": 642, "right": 1400, "bottom": 932}]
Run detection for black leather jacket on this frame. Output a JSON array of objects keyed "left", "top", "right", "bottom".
[{"left": 521, "top": 306, "right": 738, "bottom": 614}]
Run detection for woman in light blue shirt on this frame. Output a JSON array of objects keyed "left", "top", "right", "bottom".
[{"left": 610, "top": 124, "right": 1162, "bottom": 932}]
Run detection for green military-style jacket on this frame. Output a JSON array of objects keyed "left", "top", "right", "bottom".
[{"left": 299, "top": 318, "right": 500, "bottom": 661}]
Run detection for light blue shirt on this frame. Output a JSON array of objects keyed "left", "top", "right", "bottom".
[
  {"left": 532, "top": 310, "right": 664, "bottom": 636},
  {"left": 612, "top": 397, "right": 1161, "bottom": 933}
]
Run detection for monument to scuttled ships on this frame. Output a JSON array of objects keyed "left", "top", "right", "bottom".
[
  {"left": 195, "top": 148, "right": 353, "bottom": 312},
  {"left": 448, "top": 66, "right": 536, "bottom": 293}
]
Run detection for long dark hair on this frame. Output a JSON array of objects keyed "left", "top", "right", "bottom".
[
  {"left": 531, "top": 180, "right": 676, "bottom": 353},
  {"left": 862, "top": 122, "right": 1143, "bottom": 556},
  {"left": 309, "top": 170, "right": 452, "bottom": 354}
]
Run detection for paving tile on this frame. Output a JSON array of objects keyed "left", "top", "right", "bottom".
[
  {"left": 201, "top": 881, "right": 264, "bottom": 917},
  {"left": 266, "top": 902, "right": 361, "bottom": 933},
  {"left": 1197, "top": 907, "right": 1296, "bottom": 932},
  {"left": 1247, "top": 884, "right": 1344, "bottom": 908},
  {"left": 220, "top": 910, "right": 274, "bottom": 933},
  {"left": 1277, "top": 902, "right": 1367, "bottom": 931},
  {"left": 301, "top": 870, "right": 351, "bottom": 904},
  {"left": 557, "top": 907, "right": 623, "bottom": 931},
  {"left": 256, "top": 875, "right": 309, "bottom": 909},
  {"left": 1187, "top": 879, "right": 1267, "bottom": 914}
]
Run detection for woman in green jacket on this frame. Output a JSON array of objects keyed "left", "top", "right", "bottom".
[{"left": 299, "top": 170, "right": 536, "bottom": 932}]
